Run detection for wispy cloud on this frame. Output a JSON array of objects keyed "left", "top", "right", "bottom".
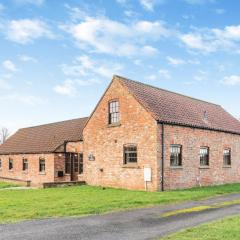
[
  {"left": 222, "top": 75, "right": 240, "bottom": 86},
  {"left": 5, "top": 19, "right": 55, "bottom": 44},
  {"left": 159, "top": 69, "right": 171, "bottom": 79},
  {"left": 18, "top": 54, "right": 38, "bottom": 62},
  {"left": 61, "top": 55, "right": 123, "bottom": 79},
  {"left": 180, "top": 25, "right": 240, "bottom": 53},
  {"left": 61, "top": 16, "right": 169, "bottom": 57},
  {"left": 166, "top": 56, "right": 185, "bottom": 66},
  {"left": 139, "top": 0, "right": 165, "bottom": 11},
  {"left": 53, "top": 80, "right": 77, "bottom": 96},
  {"left": 2, "top": 60, "right": 17, "bottom": 72},
  {"left": 55, "top": 55, "right": 121, "bottom": 96}
]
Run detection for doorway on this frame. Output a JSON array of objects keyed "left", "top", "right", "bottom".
[{"left": 65, "top": 153, "right": 83, "bottom": 181}]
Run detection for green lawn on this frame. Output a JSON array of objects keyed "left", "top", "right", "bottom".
[
  {"left": 0, "top": 182, "right": 19, "bottom": 189},
  {"left": 162, "top": 215, "right": 240, "bottom": 240},
  {"left": 1, "top": 183, "right": 240, "bottom": 223}
]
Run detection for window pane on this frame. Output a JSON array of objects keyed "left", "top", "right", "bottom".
[
  {"left": 65, "top": 153, "right": 71, "bottom": 174},
  {"left": 79, "top": 153, "right": 83, "bottom": 174},
  {"left": 170, "top": 145, "right": 182, "bottom": 166},
  {"left": 200, "top": 147, "right": 209, "bottom": 166},
  {"left": 39, "top": 159, "right": 45, "bottom": 172},
  {"left": 109, "top": 101, "right": 119, "bottom": 124},
  {"left": 124, "top": 145, "right": 137, "bottom": 164},
  {"left": 223, "top": 149, "right": 231, "bottom": 166}
]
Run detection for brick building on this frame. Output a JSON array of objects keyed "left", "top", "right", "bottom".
[
  {"left": 0, "top": 118, "right": 88, "bottom": 186},
  {"left": 1, "top": 75, "right": 240, "bottom": 190}
]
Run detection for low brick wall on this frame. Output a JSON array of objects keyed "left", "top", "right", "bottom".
[
  {"left": 0, "top": 176, "right": 31, "bottom": 187},
  {"left": 42, "top": 181, "right": 86, "bottom": 188}
]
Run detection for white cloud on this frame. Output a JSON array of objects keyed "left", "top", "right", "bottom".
[
  {"left": 222, "top": 75, "right": 240, "bottom": 86},
  {"left": 5, "top": 19, "right": 54, "bottom": 44},
  {"left": 61, "top": 55, "right": 123, "bottom": 79},
  {"left": 148, "top": 74, "right": 157, "bottom": 80},
  {"left": 18, "top": 54, "right": 37, "bottom": 62},
  {"left": 166, "top": 56, "right": 185, "bottom": 66},
  {"left": 56, "top": 55, "right": 122, "bottom": 96},
  {"left": 159, "top": 69, "right": 171, "bottom": 79},
  {"left": 13, "top": 0, "right": 44, "bottom": 6},
  {"left": 180, "top": 25, "right": 240, "bottom": 53},
  {"left": 139, "top": 0, "right": 164, "bottom": 11},
  {"left": 2, "top": 60, "right": 17, "bottom": 72},
  {"left": 53, "top": 80, "right": 76, "bottom": 96},
  {"left": 61, "top": 17, "right": 169, "bottom": 57}
]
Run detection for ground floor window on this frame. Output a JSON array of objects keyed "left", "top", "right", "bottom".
[
  {"left": 39, "top": 158, "right": 45, "bottom": 173},
  {"left": 65, "top": 154, "right": 71, "bottom": 174},
  {"left": 223, "top": 149, "right": 231, "bottom": 166},
  {"left": 170, "top": 145, "right": 182, "bottom": 166},
  {"left": 65, "top": 153, "right": 83, "bottom": 174},
  {"left": 0, "top": 159, "right": 2, "bottom": 169},
  {"left": 9, "top": 158, "right": 13, "bottom": 170},
  {"left": 123, "top": 145, "right": 137, "bottom": 164},
  {"left": 23, "top": 158, "right": 28, "bottom": 171},
  {"left": 79, "top": 153, "right": 83, "bottom": 174},
  {"left": 200, "top": 147, "right": 209, "bottom": 166}
]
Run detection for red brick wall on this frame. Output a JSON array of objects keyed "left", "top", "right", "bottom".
[
  {"left": 83, "top": 78, "right": 160, "bottom": 191},
  {"left": 0, "top": 153, "right": 55, "bottom": 186},
  {"left": 162, "top": 124, "right": 240, "bottom": 190}
]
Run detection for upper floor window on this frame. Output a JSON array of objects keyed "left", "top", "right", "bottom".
[
  {"left": 39, "top": 158, "right": 45, "bottom": 173},
  {"left": 170, "top": 145, "right": 182, "bottom": 166},
  {"left": 223, "top": 149, "right": 231, "bottom": 166},
  {"left": 124, "top": 145, "right": 137, "bottom": 164},
  {"left": 9, "top": 158, "right": 13, "bottom": 170},
  {"left": 200, "top": 147, "right": 209, "bottom": 166},
  {"left": 23, "top": 158, "right": 28, "bottom": 171},
  {"left": 108, "top": 100, "right": 119, "bottom": 124}
]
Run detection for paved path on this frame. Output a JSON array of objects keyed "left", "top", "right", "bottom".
[{"left": 1, "top": 193, "right": 240, "bottom": 240}]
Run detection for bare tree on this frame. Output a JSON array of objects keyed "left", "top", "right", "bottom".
[{"left": 0, "top": 127, "right": 10, "bottom": 144}]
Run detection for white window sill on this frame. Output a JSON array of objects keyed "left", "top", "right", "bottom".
[
  {"left": 199, "top": 166, "right": 210, "bottom": 169},
  {"left": 122, "top": 164, "right": 140, "bottom": 169},
  {"left": 223, "top": 165, "right": 231, "bottom": 168},
  {"left": 170, "top": 166, "right": 183, "bottom": 169}
]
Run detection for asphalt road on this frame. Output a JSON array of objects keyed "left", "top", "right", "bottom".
[{"left": 1, "top": 193, "right": 240, "bottom": 240}]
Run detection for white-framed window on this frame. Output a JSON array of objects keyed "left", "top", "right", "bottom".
[{"left": 200, "top": 147, "right": 209, "bottom": 166}]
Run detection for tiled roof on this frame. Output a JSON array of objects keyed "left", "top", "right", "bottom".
[
  {"left": 117, "top": 75, "right": 240, "bottom": 134},
  {"left": 0, "top": 117, "right": 88, "bottom": 155}
]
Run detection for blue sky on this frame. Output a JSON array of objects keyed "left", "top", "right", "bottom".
[{"left": 1, "top": 0, "right": 240, "bottom": 133}]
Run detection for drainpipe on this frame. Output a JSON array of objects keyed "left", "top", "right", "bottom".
[{"left": 161, "top": 123, "right": 165, "bottom": 192}]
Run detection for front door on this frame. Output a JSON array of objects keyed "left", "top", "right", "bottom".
[{"left": 66, "top": 153, "right": 79, "bottom": 181}]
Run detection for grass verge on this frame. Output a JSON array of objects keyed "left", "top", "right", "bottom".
[
  {"left": 162, "top": 215, "right": 240, "bottom": 240},
  {"left": 0, "top": 183, "right": 240, "bottom": 223},
  {"left": 0, "top": 182, "right": 19, "bottom": 189}
]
